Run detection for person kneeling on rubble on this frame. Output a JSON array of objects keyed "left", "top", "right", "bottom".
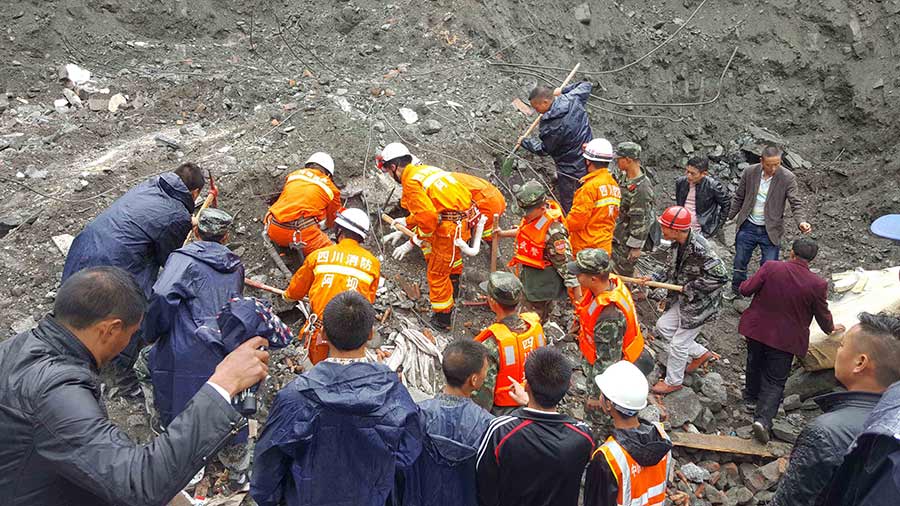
[
  {"left": 265, "top": 152, "right": 342, "bottom": 256},
  {"left": 251, "top": 291, "right": 422, "bottom": 506},
  {"left": 472, "top": 271, "right": 547, "bottom": 416},
  {"left": 0, "top": 266, "right": 270, "bottom": 505},
  {"left": 583, "top": 361, "right": 673, "bottom": 506},
  {"left": 400, "top": 339, "right": 494, "bottom": 506},
  {"left": 282, "top": 207, "right": 381, "bottom": 365}
]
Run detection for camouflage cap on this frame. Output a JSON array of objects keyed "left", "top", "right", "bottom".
[
  {"left": 615, "top": 141, "right": 642, "bottom": 160},
  {"left": 197, "top": 208, "right": 234, "bottom": 237},
  {"left": 487, "top": 271, "right": 523, "bottom": 306},
  {"left": 515, "top": 180, "right": 548, "bottom": 210},
  {"left": 566, "top": 248, "right": 611, "bottom": 276}
]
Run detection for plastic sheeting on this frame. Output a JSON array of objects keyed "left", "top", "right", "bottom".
[
  {"left": 802, "top": 266, "right": 900, "bottom": 371},
  {"left": 384, "top": 317, "right": 449, "bottom": 401}
]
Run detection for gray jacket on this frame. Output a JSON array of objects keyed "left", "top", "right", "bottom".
[
  {"left": 657, "top": 231, "right": 729, "bottom": 329},
  {"left": 0, "top": 316, "right": 245, "bottom": 506},
  {"left": 728, "top": 163, "right": 805, "bottom": 246}
]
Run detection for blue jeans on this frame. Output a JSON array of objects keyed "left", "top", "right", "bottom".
[{"left": 732, "top": 221, "right": 779, "bottom": 292}]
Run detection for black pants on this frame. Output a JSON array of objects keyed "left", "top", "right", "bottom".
[
  {"left": 744, "top": 338, "right": 794, "bottom": 428},
  {"left": 554, "top": 168, "right": 584, "bottom": 213}
]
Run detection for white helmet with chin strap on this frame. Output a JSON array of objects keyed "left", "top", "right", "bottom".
[
  {"left": 306, "top": 152, "right": 335, "bottom": 176},
  {"left": 594, "top": 360, "right": 649, "bottom": 413},
  {"left": 376, "top": 142, "right": 412, "bottom": 171},
  {"left": 582, "top": 138, "right": 615, "bottom": 163},
  {"left": 334, "top": 207, "right": 370, "bottom": 239}
]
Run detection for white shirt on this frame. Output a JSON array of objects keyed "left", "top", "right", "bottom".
[
  {"left": 685, "top": 183, "right": 701, "bottom": 232},
  {"left": 748, "top": 171, "right": 772, "bottom": 226},
  {"left": 207, "top": 381, "right": 231, "bottom": 402}
]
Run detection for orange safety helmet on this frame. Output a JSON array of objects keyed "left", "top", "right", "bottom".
[{"left": 658, "top": 206, "right": 692, "bottom": 230}]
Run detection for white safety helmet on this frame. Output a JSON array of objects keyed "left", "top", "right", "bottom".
[
  {"left": 594, "top": 360, "right": 649, "bottom": 412},
  {"left": 376, "top": 142, "right": 412, "bottom": 170},
  {"left": 334, "top": 207, "right": 370, "bottom": 239},
  {"left": 306, "top": 152, "right": 335, "bottom": 176},
  {"left": 582, "top": 138, "right": 615, "bottom": 162}
]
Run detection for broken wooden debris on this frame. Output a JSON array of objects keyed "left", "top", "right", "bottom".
[{"left": 669, "top": 431, "right": 790, "bottom": 458}]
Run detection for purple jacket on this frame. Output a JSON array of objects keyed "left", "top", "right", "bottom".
[{"left": 739, "top": 258, "right": 835, "bottom": 356}]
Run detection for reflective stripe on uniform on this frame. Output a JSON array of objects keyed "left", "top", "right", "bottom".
[
  {"left": 594, "top": 196, "right": 622, "bottom": 208},
  {"left": 503, "top": 346, "right": 516, "bottom": 366},
  {"left": 451, "top": 258, "right": 463, "bottom": 269},
  {"left": 604, "top": 440, "right": 632, "bottom": 504},
  {"left": 286, "top": 172, "right": 335, "bottom": 200},
  {"left": 432, "top": 297, "right": 454, "bottom": 310},
  {"left": 312, "top": 264, "right": 375, "bottom": 285}
]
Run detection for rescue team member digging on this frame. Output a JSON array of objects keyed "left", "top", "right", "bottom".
[
  {"left": 584, "top": 361, "right": 673, "bottom": 506},
  {"left": 501, "top": 179, "right": 581, "bottom": 322},
  {"left": 568, "top": 138, "right": 621, "bottom": 255},
  {"left": 472, "top": 272, "right": 547, "bottom": 415},
  {"left": 569, "top": 248, "right": 645, "bottom": 433},
  {"left": 282, "top": 208, "right": 380, "bottom": 364},
  {"left": 452, "top": 171, "right": 507, "bottom": 242},
  {"left": 611, "top": 142, "right": 655, "bottom": 278},
  {"left": 378, "top": 142, "right": 474, "bottom": 330},
  {"left": 265, "top": 152, "right": 342, "bottom": 256}
]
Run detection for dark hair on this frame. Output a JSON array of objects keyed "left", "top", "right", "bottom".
[
  {"left": 174, "top": 162, "right": 205, "bottom": 191},
  {"left": 524, "top": 347, "right": 573, "bottom": 408},
  {"left": 322, "top": 291, "right": 375, "bottom": 351},
  {"left": 855, "top": 312, "right": 900, "bottom": 387},
  {"left": 762, "top": 145, "right": 782, "bottom": 158},
  {"left": 792, "top": 237, "right": 819, "bottom": 261},
  {"left": 337, "top": 226, "right": 365, "bottom": 244},
  {"left": 386, "top": 154, "right": 413, "bottom": 169},
  {"left": 529, "top": 85, "right": 554, "bottom": 101},
  {"left": 442, "top": 339, "right": 489, "bottom": 388},
  {"left": 55, "top": 267, "right": 147, "bottom": 329},
  {"left": 686, "top": 156, "right": 709, "bottom": 172}
]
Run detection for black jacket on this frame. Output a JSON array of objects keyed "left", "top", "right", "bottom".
[
  {"left": 583, "top": 420, "right": 674, "bottom": 506},
  {"left": 772, "top": 391, "right": 882, "bottom": 506},
  {"left": 475, "top": 408, "right": 594, "bottom": 506},
  {"left": 674, "top": 175, "right": 730, "bottom": 237},
  {"left": 0, "top": 316, "right": 244, "bottom": 506},
  {"left": 821, "top": 382, "right": 900, "bottom": 506}
]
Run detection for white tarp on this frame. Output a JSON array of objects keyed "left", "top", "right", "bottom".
[
  {"left": 385, "top": 318, "right": 448, "bottom": 401},
  {"left": 802, "top": 266, "right": 900, "bottom": 371}
]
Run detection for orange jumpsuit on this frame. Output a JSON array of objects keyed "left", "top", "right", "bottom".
[
  {"left": 401, "top": 164, "right": 472, "bottom": 314},
  {"left": 265, "top": 167, "right": 341, "bottom": 255},
  {"left": 451, "top": 172, "right": 507, "bottom": 241},
  {"left": 284, "top": 238, "right": 381, "bottom": 363},
  {"left": 567, "top": 168, "right": 621, "bottom": 254}
]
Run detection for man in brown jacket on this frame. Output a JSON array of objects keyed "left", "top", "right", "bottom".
[{"left": 725, "top": 145, "right": 811, "bottom": 300}]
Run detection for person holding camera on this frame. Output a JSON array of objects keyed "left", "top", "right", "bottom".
[{"left": 0, "top": 267, "right": 269, "bottom": 505}]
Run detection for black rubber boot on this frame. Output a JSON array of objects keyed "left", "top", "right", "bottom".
[
  {"left": 430, "top": 311, "right": 453, "bottom": 331},
  {"left": 450, "top": 274, "right": 461, "bottom": 301}
]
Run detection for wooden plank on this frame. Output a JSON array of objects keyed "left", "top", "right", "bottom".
[{"left": 669, "top": 431, "right": 790, "bottom": 458}]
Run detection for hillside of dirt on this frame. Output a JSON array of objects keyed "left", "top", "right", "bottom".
[{"left": 1, "top": 0, "right": 899, "bottom": 502}]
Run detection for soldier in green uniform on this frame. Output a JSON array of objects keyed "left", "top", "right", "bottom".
[
  {"left": 502, "top": 180, "right": 581, "bottom": 321},
  {"left": 472, "top": 272, "right": 546, "bottom": 415},
  {"left": 611, "top": 142, "right": 655, "bottom": 277}
]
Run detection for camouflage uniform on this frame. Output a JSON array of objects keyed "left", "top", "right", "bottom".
[
  {"left": 611, "top": 142, "right": 655, "bottom": 277},
  {"left": 654, "top": 230, "right": 728, "bottom": 385},
  {"left": 472, "top": 313, "right": 529, "bottom": 416}
]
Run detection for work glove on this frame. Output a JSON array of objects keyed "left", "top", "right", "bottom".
[
  {"left": 392, "top": 240, "right": 416, "bottom": 260},
  {"left": 382, "top": 229, "right": 406, "bottom": 246}
]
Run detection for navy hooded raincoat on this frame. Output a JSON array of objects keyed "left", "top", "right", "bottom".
[
  {"left": 62, "top": 172, "right": 196, "bottom": 297},
  {"left": 145, "top": 241, "right": 244, "bottom": 426},
  {"left": 521, "top": 81, "right": 593, "bottom": 179},
  {"left": 251, "top": 361, "right": 423, "bottom": 506}
]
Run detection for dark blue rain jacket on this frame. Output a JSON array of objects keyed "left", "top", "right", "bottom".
[
  {"left": 400, "top": 394, "right": 494, "bottom": 506},
  {"left": 145, "top": 241, "right": 244, "bottom": 427},
  {"left": 62, "top": 172, "right": 195, "bottom": 297},
  {"left": 250, "top": 361, "right": 423, "bottom": 506},
  {"left": 521, "top": 81, "right": 594, "bottom": 178}
]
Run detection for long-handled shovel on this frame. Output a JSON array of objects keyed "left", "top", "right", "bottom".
[{"left": 499, "top": 63, "right": 582, "bottom": 177}]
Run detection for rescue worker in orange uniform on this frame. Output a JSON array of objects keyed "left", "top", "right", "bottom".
[
  {"left": 378, "top": 143, "right": 474, "bottom": 330},
  {"left": 568, "top": 138, "right": 621, "bottom": 255},
  {"left": 569, "top": 248, "right": 645, "bottom": 434},
  {"left": 282, "top": 208, "right": 380, "bottom": 364},
  {"left": 472, "top": 271, "right": 546, "bottom": 416},
  {"left": 451, "top": 172, "right": 506, "bottom": 242},
  {"left": 584, "top": 361, "right": 673, "bottom": 506},
  {"left": 265, "top": 152, "right": 341, "bottom": 256},
  {"left": 500, "top": 179, "right": 581, "bottom": 322}
]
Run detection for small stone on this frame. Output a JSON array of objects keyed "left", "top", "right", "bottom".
[
  {"left": 782, "top": 394, "right": 802, "bottom": 411},
  {"left": 700, "top": 372, "right": 728, "bottom": 411},
  {"left": 420, "top": 119, "right": 442, "bottom": 135},
  {"left": 108, "top": 93, "right": 127, "bottom": 112},
  {"left": 663, "top": 386, "right": 703, "bottom": 427},
  {"left": 721, "top": 463, "right": 740, "bottom": 488},
  {"left": 745, "top": 458, "right": 787, "bottom": 492},
  {"left": 873, "top": 78, "right": 885, "bottom": 89},
  {"left": 398, "top": 107, "right": 418, "bottom": 124},
  {"left": 574, "top": 2, "right": 591, "bottom": 24},
  {"left": 25, "top": 166, "right": 48, "bottom": 179},
  {"left": 726, "top": 486, "right": 754, "bottom": 505},
  {"left": 373, "top": 121, "right": 386, "bottom": 133},
  {"left": 705, "top": 485, "right": 727, "bottom": 504},
  {"left": 682, "top": 139, "right": 695, "bottom": 154},
  {"left": 638, "top": 404, "right": 661, "bottom": 423},
  {"left": 758, "top": 83, "right": 778, "bottom": 94},
  {"left": 700, "top": 461, "right": 721, "bottom": 474},
  {"left": 62, "top": 88, "right": 82, "bottom": 108},
  {"left": 681, "top": 462, "right": 711, "bottom": 483},
  {"left": 772, "top": 419, "right": 801, "bottom": 443},
  {"left": 179, "top": 123, "right": 207, "bottom": 137}
]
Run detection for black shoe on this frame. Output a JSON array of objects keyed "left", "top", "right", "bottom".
[
  {"left": 430, "top": 311, "right": 452, "bottom": 331},
  {"left": 752, "top": 421, "right": 770, "bottom": 444}
]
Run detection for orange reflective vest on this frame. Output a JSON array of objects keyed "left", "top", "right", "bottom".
[
  {"left": 594, "top": 423, "right": 671, "bottom": 506},
  {"left": 509, "top": 200, "right": 565, "bottom": 269},
  {"left": 400, "top": 164, "right": 472, "bottom": 239},
  {"left": 577, "top": 274, "right": 644, "bottom": 365},
  {"left": 268, "top": 168, "right": 342, "bottom": 226},
  {"left": 475, "top": 312, "right": 546, "bottom": 407},
  {"left": 568, "top": 169, "right": 621, "bottom": 254}
]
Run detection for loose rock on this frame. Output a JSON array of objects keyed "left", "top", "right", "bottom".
[
  {"left": 420, "top": 119, "right": 442, "bottom": 135},
  {"left": 663, "top": 386, "right": 703, "bottom": 427},
  {"left": 681, "top": 462, "right": 711, "bottom": 483},
  {"left": 574, "top": 3, "right": 591, "bottom": 24}
]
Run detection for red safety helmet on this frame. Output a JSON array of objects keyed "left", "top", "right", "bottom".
[{"left": 658, "top": 206, "right": 692, "bottom": 230}]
